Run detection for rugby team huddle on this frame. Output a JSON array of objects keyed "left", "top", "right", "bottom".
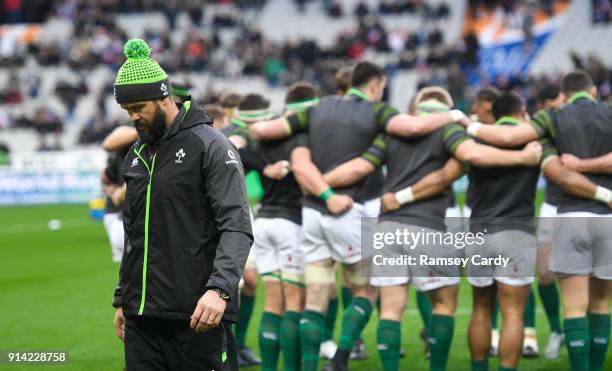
[{"left": 102, "top": 60, "right": 612, "bottom": 371}]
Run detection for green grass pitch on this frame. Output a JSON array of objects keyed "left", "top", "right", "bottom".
[{"left": 1, "top": 203, "right": 610, "bottom": 370}]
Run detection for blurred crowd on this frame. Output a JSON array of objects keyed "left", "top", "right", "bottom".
[
  {"left": 592, "top": 0, "right": 612, "bottom": 23},
  {"left": 0, "top": 0, "right": 610, "bottom": 151}
]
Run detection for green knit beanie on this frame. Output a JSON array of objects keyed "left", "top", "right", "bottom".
[{"left": 114, "top": 39, "right": 171, "bottom": 104}]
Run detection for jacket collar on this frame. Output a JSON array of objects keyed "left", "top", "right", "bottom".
[
  {"left": 346, "top": 88, "right": 370, "bottom": 101},
  {"left": 568, "top": 91, "right": 594, "bottom": 104},
  {"left": 494, "top": 116, "right": 522, "bottom": 126},
  {"left": 160, "top": 100, "right": 213, "bottom": 143}
]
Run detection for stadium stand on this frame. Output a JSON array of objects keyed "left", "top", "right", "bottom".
[{"left": 0, "top": 0, "right": 609, "bottom": 152}]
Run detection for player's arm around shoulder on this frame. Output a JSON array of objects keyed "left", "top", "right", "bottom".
[
  {"left": 542, "top": 155, "right": 609, "bottom": 203},
  {"left": 453, "top": 137, "right": 542, "bottom": 167},
  {"left": 561, "top": 152, "right": 612, "bottom": 174}
]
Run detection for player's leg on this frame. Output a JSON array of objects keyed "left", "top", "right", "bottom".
[
  {"left": 340, "top": 267, "right": 353, "bottom": 317},
  {"left": 368, "top": 220, "right": 411, "bottom": 370},
  {"left": 551, "top": 214, "right": 597, "bottom": 371},
  {"left": 377, "top": 283, "right": 408, "bottom": 371},
  {"left": 235, "top": 208, "right": 260, "bottom": 366},
  {"left": 588, "top": 278, "right": 612, "bottom": 371},
  {"left": 280, "top": 234, "right": 306, "bottom": 371},
  {"left": 258, "top": 274, "right": 283, "bottom": 371},
  {"left": 416, "top": 290, "right": 433, "bottom": 358},
  {"left": 327, "top": 260, "right": 377, "bottom": 368},
  {"left": 587, "top": 217, "right": 612, "bottom": 371},
  {"left": 103, "top": 212, "right": 124, "bottom": 263},
  {"left": 299, "top": 207, "right": 336, "bottom": 371},
  {"left": 277, "top": 221, "right": 306, "bottom": 371},
  {"left": 559, "top": 275, "right": 590, "bottom": 371},
  {"left": 323, "top": 203, "right": 377, "bottom": 370},
  {"left": 340, "top": 267, "right": 367, "bottom": 360},
  {"left": 467, "top": 229, "right": 498, "bottom": 366},
  {"left": 301, "top": 259, "right": 335, "bottom": 371},
  {"left": 496, "top": 229, "right": 538, "bottom": 370},
  {"left": 537, "top": 202, "right": 564, "bottom": 358},
  {"left": 252, "top": 217, "right": 284, "bottom": 370},
  {"left": 320, "top": 281, "right": 339, "bottom": 359},
  {"left": 468, "top": 283, "right": 496, "bottom": 371},
  {"left": 497, "top": 282, "right": 530, "bottom": 370},
  {"left": 538, "top": 246, "right": 564, "bottom": 359},
  {"left": 427, "top": 284, "right": 459, "bottom": 371},
  {"left": 235, "top": 257, "right": 259, "bottom": 366},
  {"left": 281, "top": 278, "right": 305, "bottom": 371},
  {"left": 522, "top": 288, "right": 538, "bottom": 357},
  {"left": 330, "top": 269, "right": 367, "bottom": 361},
  {"left": 490, "top": 298, "right": 500, "bottom": 356},
  {"left": 539, "top": 277, "right": 564, "bottom": 359}
]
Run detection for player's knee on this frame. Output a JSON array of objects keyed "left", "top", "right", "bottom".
[
  {"left": 304, "top": 264, "right": 335, "bottom": 285},
  {"left": 282, "top": 272, "right": 306, "bottom": 312},
  {"left": 499, "top": 296, "right": 526, "bottom": 321},
  {"left": 430, "top": 286, "right": 459, "bottom": 315},
  {"left": 588, "top": 291, "right": 612, "bottom": 314},
  {"left": 243, "top": 268, "right": 258, "bottom": 292},
  {"left": 304, "top": 264, "right": 335, "bottom": 312},
  {"left": 262, "top": 273, "right": 283, "bottom": 313},
  {"left": 380, "top": 291, "right": 406, "bottom": 321}
]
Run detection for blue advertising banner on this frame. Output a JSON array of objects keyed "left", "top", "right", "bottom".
[
  {"left": 0, "top": 171, "right": 100, "bottom": 205},
  {"left": 478, "top": 30, "right": 553, "bottom": 81}
]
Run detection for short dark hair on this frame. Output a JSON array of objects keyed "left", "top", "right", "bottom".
[
  {"left": 475, "top": 86, "right": 501, "bottom": 103},
  {"left": 537, "top": 83, "right": 561, "bottom": 104},
  {"left": 335, "top": 66, "right": 352, "bottom": 95},
  {"left": 220, "top": 92, "right": 242, "bottom": 109},
  {"left": 562, "top": 70, "right": 593, "bottom": 95},
  {"left": 238, "top": 93, "right": 269, "bottom": 111},
  {"left": 492, "top": 91, "right": 523, "bottom": 120},
  {"left": 204, "top": 104, "right": 226, "bottom": 122},
  {"left": 285, "top": 81, "right": 319, "bottom": 103},
  {"left": 351, "top": 61, "right": 385, "bottom": 88}
]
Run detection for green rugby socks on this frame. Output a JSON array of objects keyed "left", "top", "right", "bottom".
[
  {"left": 300, "top": 310, "right": 325, "bottom": 371},
  {"left": 377, "top": 319, "right": 401, "bottom": 371},
  {"left": 589, "top": 312, "right": 611, "bottom": 371},
  {"left": 564, "top": 317, "right": 590, "bottom": 371},
  {"left": 280, "top": 311, "right": 301, "bottom": 371},
  {"left": 258, "top": 312, "right": 281, "bottom": 371}
]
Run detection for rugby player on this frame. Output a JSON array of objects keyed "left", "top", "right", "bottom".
[
  {"left": 463, "top": 71, "right": 612, "bottom": 371},
  {"left": 251, "top": 61, "right": 472, "bottom": 371},
  {"left": 320, "top": 86, "right": 543, "bottom": 371}
]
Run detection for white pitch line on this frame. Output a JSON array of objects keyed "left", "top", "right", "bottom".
[{"left": 0, "top": 218, "right": 96, "bottom": 235}]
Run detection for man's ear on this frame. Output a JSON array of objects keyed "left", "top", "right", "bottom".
[
  {"left": 559, "top": 93, "right": 566, "bottom": 103},
  {"left": 590, "top": 86, "right": 598, "bottom": 98},
  {"left": 158, "top": 96, "right": 174, "bottom": 110}
]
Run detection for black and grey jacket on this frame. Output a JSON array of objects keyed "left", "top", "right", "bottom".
[{"left": 113, "top": 102, "right": 253, "bottom": 323}]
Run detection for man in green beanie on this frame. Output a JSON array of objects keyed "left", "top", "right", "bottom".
[{"left": 111, "top": 38, "right": 252, "bottom": 371}]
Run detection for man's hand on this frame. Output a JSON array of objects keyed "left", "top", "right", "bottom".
[
  {"left": 560, "top": 153, "right": 583, "bottom": 172},
  {"left": 452, "top": 110, "right": 472, "bottom": 128},
  {"left": 263, "top": 160, "right": 290, "bottom": 180},
  {"left": 102, "top": 183, "right": 117, "bottom": 198},
  {"left": 190, "top": 290, "right": 227, "bottom": 333},
  {"left": 381, "top": 192, "right": 401, "bottom": 212},
  {"left": 110, "top": 184, "right": 126, "bottom": 207},
  {"left": 113, "top": 307, "right": 125, "bottom": 342},
  {"left": 521, "top": 141, "right": 543, "bottom": 166},
  {"left": 228, "top": 135, "right": 247, "bottom": 150},
  {"left": 326, "top": 194, "right": 353, "bottom": 214}
]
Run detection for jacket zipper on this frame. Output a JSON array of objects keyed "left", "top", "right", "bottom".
[{"left": 133, "top": 144, "right": 157, "bottom": 315}]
